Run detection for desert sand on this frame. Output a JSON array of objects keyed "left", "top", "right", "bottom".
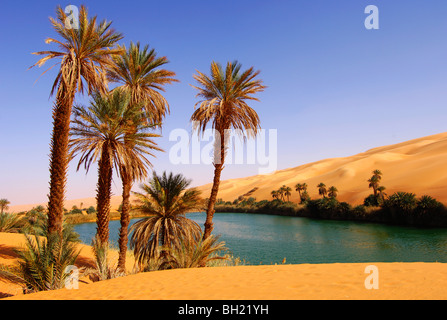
[
  {"left": 1, "top": 232, "right": 446, "bottom": 300},
  {"left": 0, "top": 232, "right": 133, "bottom": 298},
  {"left": 196, "top": 131, "right": 447, "bottom": 205},
  {"left": 10, "top": 131, "right": 447, "bottom": 213}
]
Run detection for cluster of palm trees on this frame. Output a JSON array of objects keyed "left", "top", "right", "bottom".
[
  {"left": 28, "top": 5, "right": 265, "bottom": 274},
  {"left": 271, "top": 185, "right": 292, "bottom": 202},
  {"left": 271, "top": 183, "right": 339, "bottom": 203}
]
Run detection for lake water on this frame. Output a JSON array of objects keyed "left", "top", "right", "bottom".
[{"left": 73, "top": 212, "right": 447, "bottom": 265}]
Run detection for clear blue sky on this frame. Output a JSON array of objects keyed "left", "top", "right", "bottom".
[{"left": 1, "top": 0, "right": 447, "bottom": 206}]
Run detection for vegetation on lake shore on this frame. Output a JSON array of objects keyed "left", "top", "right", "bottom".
[{"left": 214, "top": 170, "right": 447, "bottom": 228}]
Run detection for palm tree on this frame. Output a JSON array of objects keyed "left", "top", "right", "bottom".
[
  {"left": 368, "top": 170, "right": 383, "bottom": 197},
  {"left": 191, "top": 61, "right": 266, "bottom": 239},
  {"left": 328, "top": 186, "right": 338, "bottom": 199},
  {"left": 70, "top": 91, "right": 161, "bottom": 245},
  {"left": 283, "top": 186, "right": 292, "bottom": 202},
  {"left": 31, "top": 5, "right": 123, "bottom": 236},
  {"left": 317, "top": 183, "right": 327, "bottom": 198},
  {"left": 295, "top": 183, "right": 303, "bottom": 200},
  {"left": 106, "top": 42, "right": 177, "bottom": 271},
  {"left": 161, "top": 233, "right": 228, "bottom": 270},
  {"left": 295, "top": 183, "right": 308, "bottom": 203},
  {"left": 271, "top": 190, "right": 278, "bottom": 200},
  {"left": 368, "top": 176, "right": 380, "bottom": 197},
  {"left": 377, "top": 186, "right": 387, "bottom": 202},
  {"left": 0, "top": 199, "right": 10, "bottom": 214},
  {"left": 130, "top": 172, "right": 203, "bottom": 266}
]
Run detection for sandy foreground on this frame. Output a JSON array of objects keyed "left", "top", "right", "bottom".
[
  {"left": 10, "top": 131, "right": 447, "bottom": 213},
  {"left": 1, "top": 232, "right": 446, "bottom": 300}
]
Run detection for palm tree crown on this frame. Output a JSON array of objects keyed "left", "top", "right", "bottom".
[{"left": 107, "top": 41, "right": 178, "bottom": 126}]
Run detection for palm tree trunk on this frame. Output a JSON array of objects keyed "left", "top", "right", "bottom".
[
  {"left": 117, "top": 168, "right": 132, "bottom": 272},
  {"left": 203, "top": 129, "right": 226, "bottom": 240},
  {"left": 96, "top": 146, "right": 113, "bottom": 245},
  {"left": 47, "top": 93, "right": 75, "bottom": 236}
]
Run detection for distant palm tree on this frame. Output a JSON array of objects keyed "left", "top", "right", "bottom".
[
  {"left": 107, "top": 42, "right": 176, "bottom": 271},
  {"left": 70, "top": 91, "right": 161, "bottom": 245},
  {"left": 295, "top": 183, "right": 303, "bottom": 200},
  {"left": 31, "top": 5, "right": 123, "bottom": 236},
  {"left": 283, "top": 186, "right": 292, "bottom": 202},
  {"left": 368, "top": 176, "right": 380, "bottom": 197},
  {"left": 377, "top": 186, "right": 387, "bottom": 202},
  {"left": 191, "top": 61, "right": 266, "bottom": 239},
  {"left": 278, "top": 186, "right": 286, "bottom": 201},
  {"left": 317, "top": 183, "right": 327, "bottom": 198},
  {"left": 368, "top": 170, "right": 383, "bottom": 197},
  {"left": 130, "top": 172, "right": 203, "bottom": 266},
  {"left": 295, "top": 183, "right": 308, "bottom": 203},
  {"left": 0, "top": 199, "right": 10, "bottom": 214},
  {"left": 271, "top": 190, "right": 279, "bottom": 200},
  {"left": 328, "top": 186, "right": 338, "bottom": 199}
]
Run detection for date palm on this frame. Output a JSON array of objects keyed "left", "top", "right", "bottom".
[
  {"left": 283, "top": 186, "right": 292, "bottom": 202},
  {"left": 328, "top": 186, "right": 338, "bottom": 199},
  {"left": 191, "top": 61, "right": 266, "bottom": 239},
  {"left": 31, "top": 5, "right": 123, "bottom": 236},
  {"left": 106, "top": 42, "right": 177, "bottom": 271},
  {"left": 317, "top": 183, "right": 327, "bottom": 198},
  {"left": 130, "top": 172, "right": 203, "bottom": 267},
  {"left": 0, "top": 199, "right": 10, "bottom": 214},
  {"left": 70, "top": 91, "right": 161, "bottom": 245}
]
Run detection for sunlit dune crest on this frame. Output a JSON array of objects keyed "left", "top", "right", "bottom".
[{"left": 196, "top": 132, "right": 447, "bottom": 205}]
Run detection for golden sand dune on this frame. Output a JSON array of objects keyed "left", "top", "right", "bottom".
[
  {"left": 4, "top": 261, "right": 447, "bottom": 300},
  {"left": 196, "top": 132, "right": 447, "bottom": 205}
]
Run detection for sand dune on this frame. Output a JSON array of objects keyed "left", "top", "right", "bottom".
[
  {"left": 1, "top": 233, "right": 446, "bottom": 300},
  {"left": 10, "top": 131, "right": 447, "bottom": 213},
  {"left": 196, "top": 132, "right": 447, "bottom": 205}
]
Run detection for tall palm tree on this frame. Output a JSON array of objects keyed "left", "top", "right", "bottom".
[
  {"left": 328, "top": 186, "right": 338, "bottom": 199},
  {"left": 0, "top": 199, "right": 10, "bottom": 214},
  {"left": 191, "top": 61, "right": 266, "bottom": 239},
  {"left": 317, "top": 183, "right": 327, "bottom": 198},
  {"left": 70, "top": 91, "right": 161, "bottom": 245},
  {"left": 31, "top": 5, "right": 123, "bottom": 236},
  {"left": 130, "top": 172, "right": 203, "bottom": 266},
  {"left": 107, "top": 42, "right": 177, "bottom": 271}
]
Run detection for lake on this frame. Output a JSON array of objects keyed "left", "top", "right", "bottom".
[{"left": 73, "top": 212, "right": 447, "bottom": 265}]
